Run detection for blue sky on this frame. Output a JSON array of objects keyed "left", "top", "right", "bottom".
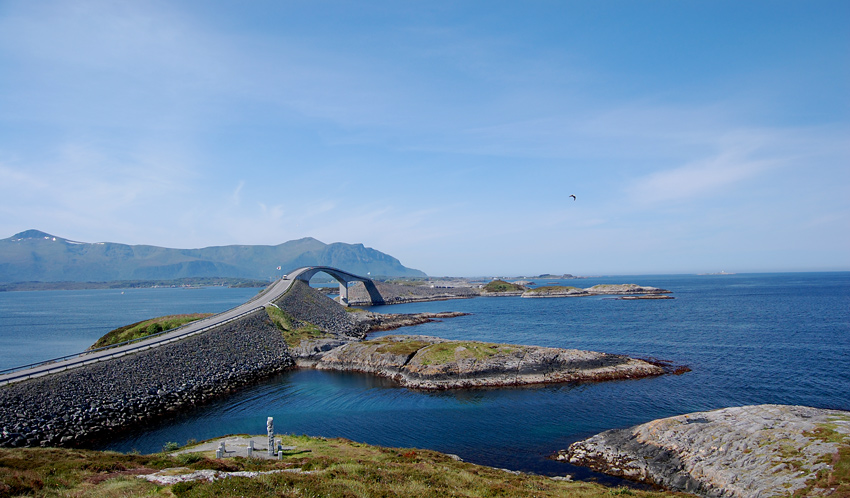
[{"left": 1, "top": 0, "right": 847, "bottom": 276}]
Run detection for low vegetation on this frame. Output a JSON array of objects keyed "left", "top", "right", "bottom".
[
  {"left": 370, "top": 337, "right": 434, "bottom": 357},
  {"left": 0, "top": 435, "right": 681, "bottom": 498},
  {"left": 359, "top": 337, "right": 525, "bottom": 366},
  {"left": 265, "top": 305, "right": 332, "bottom": 347},
  {"left": 482, "top": 280, "right": 525, "bottom": 293},
  {"left": 418, "top": 341, "right": 521, "bottom": 366},
  {"left": 586, "top": 284, "right": 639, "bottom": 291},
  {"left": 524, "top": 286, "right": 584, "bottom": 294},
  {"left": 795, "top": 419, "right": 850, "bottom": 496},
  {"left": 90, "top": 314, "right": 213, "bottom": 349}
]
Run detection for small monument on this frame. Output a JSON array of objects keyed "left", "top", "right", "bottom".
[{"left": 267, "top": 417, "right": 275, "bottom": 456}]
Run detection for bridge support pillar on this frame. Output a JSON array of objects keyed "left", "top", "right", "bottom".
[{"left": 339, "top": 282, "right": 349, "bottom": 306}]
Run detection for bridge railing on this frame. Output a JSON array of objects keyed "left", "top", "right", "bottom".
[
  {"left": 0, "top": 306, "right": 266, "bottom": 386},
  {"left": 0, "top": 278, "right": 289, "bottom": 384},
  {"left": 0, "top": 282, "right": 288, "bottom": 375}
]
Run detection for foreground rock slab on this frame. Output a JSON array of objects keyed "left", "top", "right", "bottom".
[
  {"left": 559, "top": 404, "right": 850, "bottom": 497},
  {"left": 300, "top": 334, "right": 664, "bottom": 389}
]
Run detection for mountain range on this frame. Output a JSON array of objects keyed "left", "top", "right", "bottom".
[{"left": 0, "top": 230, "right": 426, "bottom": 283}]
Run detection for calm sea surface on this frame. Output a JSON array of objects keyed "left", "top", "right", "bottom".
[{"left": 1, "top": 273, "right": 848, "bottom": 480}]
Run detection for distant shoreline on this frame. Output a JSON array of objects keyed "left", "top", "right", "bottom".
[{"left": 0, "top": 278, "right": 269, "bottom": 292}]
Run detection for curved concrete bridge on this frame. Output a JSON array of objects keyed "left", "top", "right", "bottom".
[
  {"left": 287, "top": 266, "right": 381, "bottom": 306},
  {"left": 0, "top": 266, "right": 375, "bottom": 386}
]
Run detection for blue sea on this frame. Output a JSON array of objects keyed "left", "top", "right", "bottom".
[{"left": 1, "top": 273, "right": 848, "bottom": 482}]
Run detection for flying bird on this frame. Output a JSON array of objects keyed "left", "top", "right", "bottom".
[{"left": 569, "top": 194, "right": 576, "bottom": 201}]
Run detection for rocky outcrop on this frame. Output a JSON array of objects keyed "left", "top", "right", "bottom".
[
  {"left": 584, "top": 284, "right": 670, "bottom": 295},
  {"left": 347, "top": 280, "right": 672, "bottom": 303},
  {"left": 347, "top": 281, "right": 479, "bottom": 306},
  {"left": 521, "top": 286, "right": 589, "bottom": 298},
  {"left": 299, "top": 335, "right": 664, "bottom": 390},
  {"left": 558, "top": 404, "right": 850, "bottom": 497},
  {"left": 0, "top": 311, "right": 293, "bottom": 448},
  {"left": 522, "top": 284, "right": 671, "bottom": 298},
  {"left": 479, "top": 290, "right": 525, "bottom": 297},
  {"left": 352, "top": 311, "right": 469, "bottom": 333}
]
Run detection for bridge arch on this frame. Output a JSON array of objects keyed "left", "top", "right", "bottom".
[{"left": 286, "top": 266, "right": 381, "bottom": 306}]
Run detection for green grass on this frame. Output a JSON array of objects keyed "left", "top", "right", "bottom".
[
  {"left": 418, "top": 341, "right": 521, "bottom": 366},
  {"left": 90, "top": 314, "right": 213, "bottom": 349},
  {"left": 793, "top": 423, "right": 850, "bottom": 496},
  {"left": 0, "top": 436, "right": 682, "bottom": 498},
  {"left": 358, "top": 337, "right": 524, "bottom": 365},
  {"left": 586, "top": 284, "right": 639, "bottom": 291},
  {"left": 265, "top": 305, "right": 332, "bottom": 347},
  {"left": 482, "top": 280, "right": 525, "bottom": 293},
  {"left": 367, "top": 337, "right": 433, "bottom": 357},
  {"left": 524, "top": 286, "right": 583, "bottom": 294}
]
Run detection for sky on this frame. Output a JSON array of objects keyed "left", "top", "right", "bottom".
[{"left": 0, "top": 0, "right": 848, "bottom": 276}]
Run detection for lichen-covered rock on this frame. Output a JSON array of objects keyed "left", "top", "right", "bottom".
[{"left": 558, "top": 404, "right": 850, "bottom": 497}]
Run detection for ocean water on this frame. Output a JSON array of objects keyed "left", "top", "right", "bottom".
[
  {"left": 0, "top": 286, "right": 260, "bottom": 370},
  {"left": 1, "top": 273, "right": 848, "bottom": 480}
]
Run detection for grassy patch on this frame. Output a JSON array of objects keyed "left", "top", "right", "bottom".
[
  {"left": 482, "top": 280, "right": 525, "bottom": 293},
  {"left": 418, "top": 341, "right": 522, "bottom": 366},
  {"left": 793, "top": 423, "right": 850, "bottom": 496},
  {"left": 90, "top": 314, "right": 213, "bottom": 349},
  {"left": 367, "top": 337, "right": 433, "bottom": 357},
  {"left": 0, "top": 436, "right": 681, "bottom": 498},
  {"left": 586, "top": 284, "right": 641, "bottom": 292},
  {"left": 265, "top": 306, "right": 331, "bottom": 347},
  {"left": 0, "top": 447, "right": 170, "bottom": 497},
  {"left": 525, "top": 286, "right": 583, "bottom": 294},
  {"left": 170, "top": 434, "right": 678, "bottom": 498}
]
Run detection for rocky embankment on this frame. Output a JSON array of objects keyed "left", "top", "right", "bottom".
[
  {"left": 0, "top": 312, "right": 293, "bottom": 448},
  {"left": 558, "top": 404, "right": 850, "bottom": 497},
  {"left": 347, "top": 280, "right": 478, "bottom": 305},
  {"left": 297, "top": 334, "right": 664, "bottom": 389}
]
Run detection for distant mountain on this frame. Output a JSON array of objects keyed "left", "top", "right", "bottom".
[{"left": 0, "top": 230, "right": 426, "bottom": 282}]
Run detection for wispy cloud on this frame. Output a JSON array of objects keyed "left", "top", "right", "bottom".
[{"left": 627, "top": 149, "right": 773, "bottom": 204}]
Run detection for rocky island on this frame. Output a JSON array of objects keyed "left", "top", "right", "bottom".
[
  {"left": 558, "top": 404, "right": 850, "bottom": 497},
  {"left": 297, "top": 334, "right": 664, "bottom": 389},
  {"left": 270, "top": 282, "right": 666, "bottom": 389},
  {"left": 345, "top": 278, "right": 673, "bottom": 304}
]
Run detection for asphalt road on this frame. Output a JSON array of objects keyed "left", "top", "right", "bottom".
[{"left": 0, "top": 276, "right": 295, "bottom": 386}]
